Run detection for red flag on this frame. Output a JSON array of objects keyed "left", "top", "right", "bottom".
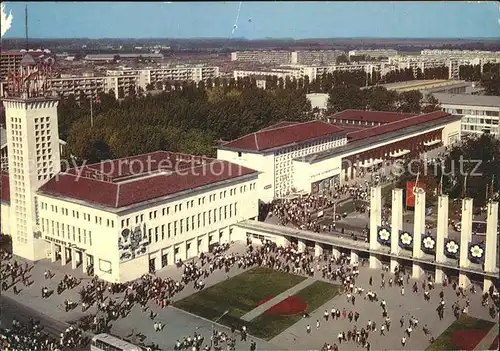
[{"left": 96, "top": 95, "right": 101, "bottom": 104}]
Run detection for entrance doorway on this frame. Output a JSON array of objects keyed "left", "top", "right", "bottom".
[
  {"left": 149, "top": 258, "right": 156, "bottom": 274},
  {"left": 161, "top": 253, "right": 168, "bottom": 268}
]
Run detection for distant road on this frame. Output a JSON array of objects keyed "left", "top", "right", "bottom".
[{"left": 0, "top": 295, "right": 88, "bottom": 351}]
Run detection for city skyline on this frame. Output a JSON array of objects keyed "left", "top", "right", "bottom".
[{"left": 1, "top": 1, "right": 500, "bottom": 40}]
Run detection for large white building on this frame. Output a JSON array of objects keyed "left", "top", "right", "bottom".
[
  {"left": 348, "top": 49, "right": 398, "bottom": 58},
  {"left": 218, "top": 110, "right": 462, "bottom": 203},
  {"left": 433, "top": 93, "right": 500, "bottom": 137},
  {"left": 0, "top": 59, "right": 256, "bottom": 283}
]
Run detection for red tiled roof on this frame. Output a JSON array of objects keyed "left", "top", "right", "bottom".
[
  {"left": 331, "top": 109, "right": 417, "bottom": 124},
  {"left": 347, "top": 111, "right": 451, "bottom": 141},
  {"left": 260, "top": 121, "right": 300, "bottom": 131},
  {"left": 38, "top": 153, "right": 257, "bottom": 209},
  {"left": 66, "top": 151, "right": 210, "bottom": 181},
  {"left": 0, "top": 173, "right": 9, "bottom": 203},
  {"left": 221, "top": 121, "right": 345, "bottom": 152}
]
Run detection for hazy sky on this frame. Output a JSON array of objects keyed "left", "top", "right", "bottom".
[{"left": 2, "top": 1, "right": 500, "bottom": 39}]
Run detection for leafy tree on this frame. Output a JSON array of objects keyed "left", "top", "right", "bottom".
[
  {"left": 480, "top": 72, "right": 500, "bottom": 96},
  {"left": 336, "top": 54, "right": 350, "bottom": 65},
  {"left": 397, "top": 90, "right": 423, "bottom": 113},
  {"left": 441, "top": 134, "right": 500, "bottom": 205},
  {"left": 421, "top": 93, "right": 441, "bottom": 113}
]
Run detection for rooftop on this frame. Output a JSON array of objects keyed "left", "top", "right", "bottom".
[
  {"left": 219, "top": 120, "right": 346, "bottom": 153},
  {"left": 330, "top": 109, "right": 417, "bottom": 124},
  {"left": 301, "top": 111, "right": 461, "bottom": 163},
  {"left": 38, "top": 151, "right": 257, "bottom": 211},
  {"left": 432, "top": 93, "right": 500, "bottom": 108}
]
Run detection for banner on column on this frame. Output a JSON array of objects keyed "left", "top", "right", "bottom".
[{"left": 406, "top": 181, "right": 425, "bottom": 208}]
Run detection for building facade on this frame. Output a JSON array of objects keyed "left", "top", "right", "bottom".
[{"left": 434, "top": 93, "right": 500, "bottom": 137}]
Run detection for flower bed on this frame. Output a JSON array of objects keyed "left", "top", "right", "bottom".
[
  {"left": 258, "top": 295, "right": 308, "bottom": 316},
  {"left": 451, "top": 329, "right": 490, "bottom": 350}
]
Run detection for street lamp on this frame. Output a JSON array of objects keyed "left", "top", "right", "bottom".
[{"left": 211, "top": 310, "right": 230, "bottom": 349}]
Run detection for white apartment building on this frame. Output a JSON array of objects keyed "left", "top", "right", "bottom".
[
  {"left": 233, "top": 67, "right": 302, "bottom": 80},
  {"left": 348, "top": 49, "right": 398, "bottom": 58},
  {"left": 230, "top": 51, "right": 292, "bottom": 65},
  {"left": 421, "top": 49, "right": 500, "bottom": 59},
  {"left": 434, "top": 93, "right": 500, "bottom": 137},
  {"left": 217, "top": 121, "right": 348, "bottom": 202},
  {"left": 42, "top": 65, "right": 220, "bottom": 101},
  {"left": 35, "top": 152, "right": 258, "bottom": 283},
  {"left": 299, "top": 63, "right": 378, "bottom": 80},
  {"left": 290, "top": 50, "right": 345, "bottom": 65}
]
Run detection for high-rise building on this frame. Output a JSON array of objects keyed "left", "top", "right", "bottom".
[{"left": 3, "top": 54, "right": 61, "bottom": 261}]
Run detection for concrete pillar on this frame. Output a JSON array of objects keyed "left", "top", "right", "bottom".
[
  {"left": 483, "top": 277, "right": 495, "bottom": 293},
  {"left": 50, "top": 242, "right": 57, "bottom": 263},
  {"left": 71, "top": 248, "right": 77, "bottom": 270},
  {"left": 282, "top": 236, "right": 291, "bottom": 247},
  {"left": 331, "top": 246, "right": 340, "bottom": 259},
  {"left": 167, "top": 246, "right": 175, "bottom": 266},
  {"left": 436, "top": 195, "right": 449, "bottom": 263},
  {"left": 413, "top": 189, "right": 425, "bottom": 259},
  {"left": 484, "top": 201, "right": 499, "bottom": 272},
  {"left": 82, "top": 252, "right": 88, "bottom": 274},
  {"left": 390, "top": 258, "right": 399, "bottom": 273},
  {"left": 154, "top": 253, "right": 162, "bottom": 271},
  {"left": 459, "top": 198, "right": 473, "bottom": 269},
  {"left": 435, "top": 267, "right": 445, "bottom": 284},
  {"left": 369, "top": 254, "right": 382, "bottom": 269},
  {"left": 314, "top": 242, "right": 324, "bottom": 257},
  {"left": 459, "top": 272, "right": 471, "bottom": 288},
  {"left": 412, "top": 262, "right": 424, "bottom": 280},
  {"left": 350, "top": 250, "right": 359, "bottom": 264},
  {"left": 60, "top": 246, "right": 67, "bottom": 266},
  {"left": 199, "top": 234, "right": 209, "bottom": 254},
  {"left": 369, "top": 186, "right": 382, "bottom": 251},
  {"left": 391, "top": 189, "right": 403, "bottom": 255},
  {"left": 298, "top": 239, "right": 306, "bottom": 253}
]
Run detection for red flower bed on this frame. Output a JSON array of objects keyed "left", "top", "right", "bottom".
[
  {"left": 488, "top": 335, "right": 498, "bottom": 350},
  {"left": 452, "top": 330, "right": 490, "bottom": 350},
  {"left": 257, "top": 295, "right": 308, "bottom": 316}
]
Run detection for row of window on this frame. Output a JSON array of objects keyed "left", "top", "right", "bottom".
[
  {"left": 142, "top": 203, "right": 238, "bottom": 244},
  {"left": 40, "top": 202, "right": 115, "bottom": 228},
  {"left": 120, "top": 184, "right": 254, "bottom": 229},
  {"left": 41, "top": 218, "right": 93, "bottom": 246}
]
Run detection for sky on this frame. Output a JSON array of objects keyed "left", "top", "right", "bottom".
[{"left": 1, "top": 1, "right": 500, "bottom": 39}]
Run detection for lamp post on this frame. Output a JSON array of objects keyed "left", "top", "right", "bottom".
[{"left": 211, "top": 310, "right": 229, "bottom": 349}]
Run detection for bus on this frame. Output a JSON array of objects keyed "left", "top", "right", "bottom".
[{"left": 91, "top": 333, "right": 143, "bottom": 351}]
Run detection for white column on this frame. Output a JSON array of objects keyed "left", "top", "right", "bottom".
[
  {"left": 282, "top": 236, "right": 291, "bottom": 247},
  {"left": 436, "top": 195, "right": 449, "bottom": 263},
  {"left": 369, "top": 186, "right": 382, "bottom": 251},
  {"left": 298, "top": 239, "right": 306, "bottom": 253},
  {"left": 331, "top": 246, "right": 340, "bottom": 259},
  {"left": 369, "top": 254, "right": 382, "bottom": 269},
  {"left": 459, "top": 198, "right": 473, "bottom": 269},
  {"left": 82, "top": 252, "right": 88, "bottom": 274},
  {"left": 413, "top": 190, "right": 425, "bottom": 259},
  {"left": 199, "top": 234, "right": 209, "bottom": 254},
  {"left": 71, "top": 248, "right": 77, "bottom": 270},
  {"left": 391, "top": 189, "right": 403, "bottom": 255},
  {"left": 483, "top": 278, "right": 495, "bottom": 294},
  {"left": 435, "top": 268, "right": 445, "bottom": 284},
  {"left": 60, "top": 246, "right": 67, "bottom": 266},
  {"left": 50, "top": 242, "right": 57, "bottom": 263},
  {"left": 314, "top": 242, "right": 324, "bottom": 257},
  {"left": 484, "top": 201, "right": 498, "bottom": 272},
  {"left": 350, "top": 250, "right": 359, "bottom": 264}
]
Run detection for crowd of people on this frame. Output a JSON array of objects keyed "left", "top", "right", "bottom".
[{"left": 1, "top": 230, "right": 499, "bottom": 351}]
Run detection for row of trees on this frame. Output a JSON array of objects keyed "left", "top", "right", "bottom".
[
  {"left": 59, "top": 84, "right": 313, "bottom": 164},
  {"left": 395, "top": 134, "right": 500, "bottom": 207},
  {"left": 327, "top": 85, "right": 440, "bottom": 114},
  {"left": 459, "top": 63, "right": 500, "bottom": 96}
]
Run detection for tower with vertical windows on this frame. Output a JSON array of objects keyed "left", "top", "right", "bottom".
[{"left": 3, "top": 53, "right": 61, "bottom": 261}]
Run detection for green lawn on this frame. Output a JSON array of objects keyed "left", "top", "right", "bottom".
[
  {"left": 174, "top": 267, "right": 305, "bottom": 324},
  {"left": 426, "top": 315, "right": 495, "bottom": 351},
  {"left": 249, "top": 280, "right": 340, "bottom": 340}
]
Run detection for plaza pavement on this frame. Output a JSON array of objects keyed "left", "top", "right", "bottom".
[{"left": 2, "top": 240, "right": 497, "bottom": 351}]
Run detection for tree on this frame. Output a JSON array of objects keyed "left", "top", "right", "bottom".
[
  {"left": 442, "top": 134, "right": 500, "bottom": 206},
  {"left": 395, "top": 158, "right": 439, "bottom": 206},
  {"left": 421, "top": 93, "right": 441, "bottom": 113},
  {"left": 336, "top": 54, "right": 350, "bottom": 65},
  {"left": 327, "top": 85, "right": 367, "bottom": 113},
  {"left": 480, "top": 72, "right": 500, "bottom": 96},
  {"left": 397, "top": 90, "right": 423, "bottom": 113}
]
